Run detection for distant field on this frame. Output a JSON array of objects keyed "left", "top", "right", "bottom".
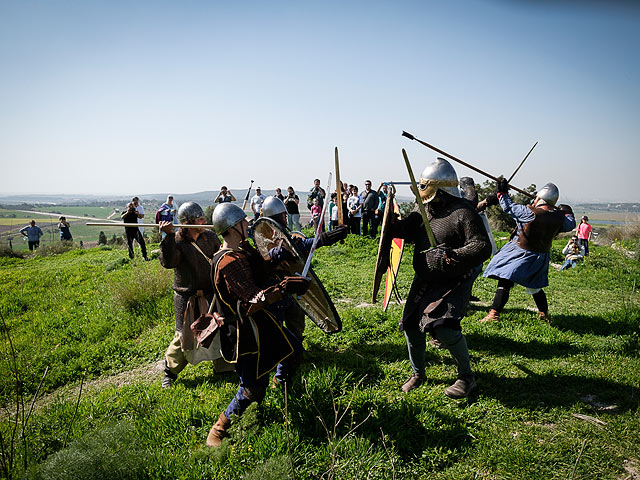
[{"left": 574, "top": 209, "right": 640, "bottom": 224}]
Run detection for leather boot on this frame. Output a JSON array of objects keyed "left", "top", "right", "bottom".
[
  {"left": 161, "top": 363, "right": 177, "bottom": 388},
  {"left": 444, "top": 374, "right": 477, "bottom": 399},
  {"left": 480, "top": 309, "right": 499, "bottom": 323},
  {"left": 401, "top": 373, "right": 426, "bottom": 393},
  {"left": 538, "top": 311, "right": 551, "bottom": 324},
  {"left": 206, "top": 412, "right": 231, "bottom": 448}
]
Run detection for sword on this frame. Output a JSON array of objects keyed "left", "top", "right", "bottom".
[
  {"left": 300, "top": 172, "right": 331, "bottom": 278},
  {"left": 241, "top": 180, "right": 255, "bottom": 211},
  {"left": 402, "top": 149, "right": 437, "bottom": 248},
  {"left": 401, "top": 131, "right": 535, "bottom": 199},
  {"left": 508, "top": 141, "right": 538, "bottom": 183}
]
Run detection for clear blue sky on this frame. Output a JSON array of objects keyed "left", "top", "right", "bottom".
[{"left": 1, "top": 0, "right": 638, "bottom": 203}]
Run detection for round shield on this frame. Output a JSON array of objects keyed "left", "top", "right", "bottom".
[{"left": 252, "top": 217, "right": 341, "bottom": 334}]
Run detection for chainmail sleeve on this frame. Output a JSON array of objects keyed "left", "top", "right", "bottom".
[
  {"left": 419, "top": 199, "right": 492, "bottom": 281},
  {"left": 159, "top": 232, "right": 182, "bottom": 268}
]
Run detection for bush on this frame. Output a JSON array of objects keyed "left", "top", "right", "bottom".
[
  {"left": 98, "top": 231, "right": 107, "bottom": 245},
  {"left": 107, "top": 233, "right": 124, "bottom": 246},
  {"left": 108, "top": 267, "right": 171, "bottom": 314},
  {"left": 34, "top": 242, "right": 75, "bottom": 257},
  {"left": 26, "top": 421, "right": 152, "bottom": 480},
  {"left": 599, "top": 221, "right": 640, "bottom": 245},
  {"left": 0, "top": 245, "right": 24, "bottom": 258}
]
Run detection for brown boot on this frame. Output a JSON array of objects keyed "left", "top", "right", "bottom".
[
  {"left": 206, "top": 412, "right": 231, "bottom": 448},
  {"left": 444, "top": 374, "right": 477, "bottom": 399},
  {"left": 538, "top": 311, "right": 550, "bottom": 324},
  {"left": 401, "top": 373, "right": 426, "bottom": 393},
  {"left": 480, "top": 309, "right": 499, "bottom": 323}
]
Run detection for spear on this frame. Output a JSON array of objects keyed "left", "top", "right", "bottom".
[
  {"left": 401, "top": 131, "right": 535, "bottom": 199},
  {"left": 508, "top": 141, "right": 538, "bottom": 183},
  {"left": 87, "top": 222, "right": 215, "bottom": 229},
  {"left": 334, "top": 147, "right": 344, "bottom": 225},
  {"left": 241, "top": 180, "right": 255, "bottom": 211},
  {"left": 300, "top": 173, "right": 332, "bottom": 278},
  {"left": 402, "top": 149, "right": 437, "bottom": 247}
]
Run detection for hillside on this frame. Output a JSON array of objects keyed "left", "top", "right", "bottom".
[{"left": 0, "top": 235, "right": 639, "bottom": 479}]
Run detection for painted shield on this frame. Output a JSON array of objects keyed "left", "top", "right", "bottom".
[
  {"left": 252, "top": 217, "right": 341, "bottom": 334},
  {"left": 372, "top": 186, "right": 405, "bottom": 308}
]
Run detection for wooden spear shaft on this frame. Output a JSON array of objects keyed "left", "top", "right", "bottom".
[
  {"left": 87, "top": 222, "right": 215, "bottom": 229},
  {"left": 402, "top": 131, "right": 535, "bottom": 199},
  {"left": 335, "top": 147, "right": 344, "bottom": 225},
  {"left": 402, "top": 149, "right": 437, "bottom": 247}
]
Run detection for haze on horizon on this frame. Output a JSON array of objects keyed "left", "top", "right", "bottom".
[{"left": 1, "top": 1, "right": 639, "bottom": 204}]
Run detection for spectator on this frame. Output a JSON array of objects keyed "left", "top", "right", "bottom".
[
  {"left": 376, "top": 183, "right": 388, "bottom": 221},
  {"left": 19, "top": 220, "right": 43, "bottom": 251},
  {"left": 274, "top": 188, "right": 285, "bottom": 201},
  {"left": 215, "top": 186, "right": 236, "bottom": 204},
  {"left": 307, "top": 178, "right": 326, "bottom": 210},
  {"left": 250, "top": 187, "right": 266, "bottom": 219},
  {"left": 576, "top": 215, "right": 593, "bottom": 256},
  {"left": 310, "top": 198, "right": 322, "bottom": 230},
  {"left": 58, "top": 216, "right": 73, "bottom": 241},
  {"left": 361, "top": 180, "right": 379, "bottom": 238},
  {"left": 122, "top": 201, "right": 149, "bottom": 261},
  {"left": 329, "top": 192, "right": 339, "bottom": 231},
  {"left": 560, "top": 235, "right": 585, "bottom": 270},
  {"left": 284, "top": 186, "right": 301, "bottom": 231},
  {"left": 347, "top": 185, "right": 362, "bottom": 235},
  {"left": 156, "top": 196, "right": 177, "bottom": 239}
]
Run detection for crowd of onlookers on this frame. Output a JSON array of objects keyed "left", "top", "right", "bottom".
[{"left": 236, "top": 179, "right": 390, "bottom": 238}]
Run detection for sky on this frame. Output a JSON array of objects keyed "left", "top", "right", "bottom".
[{"left": 1, "top": 0, "right": 639, "bottom": 204}]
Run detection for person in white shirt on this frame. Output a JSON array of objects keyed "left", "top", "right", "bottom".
[{"left": 250, "top": 187, "right": 266, "bottom": 219}]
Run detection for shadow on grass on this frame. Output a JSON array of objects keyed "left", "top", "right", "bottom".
[
  {"left": 551, "top": 309, "right": 640, "bottom": 337},
  {"left": 283, "top": 380, "right": 471, "bottom": 462},
  {"left": 465, "top": 331, "right": 579, "bottom": 359},
  {"left": 478, "top": 366, "right": 639, "bottom": 412}
]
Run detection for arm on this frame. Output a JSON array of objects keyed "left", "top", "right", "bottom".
[
  {"left": 159, "top": 225, "right": 182, "bottom": 268},
  {"left": 562, "top": 242, "right": 572, "bottom": 255},
  {"left": 214, "top": 192, "right": 223, "bottom": 202},
  {"left": 19, "top": 226, "right": 28, "bottom": 236},
  {"left": 229, "top": 192, "right": 236, "bottom": 201},
  {"left": 498, "top": 193, "right": 535, "bottom": 223}
]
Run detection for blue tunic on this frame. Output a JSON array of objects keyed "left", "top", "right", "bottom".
[{"left": 483, "top": 194, "right": 575, "bottom": 289}]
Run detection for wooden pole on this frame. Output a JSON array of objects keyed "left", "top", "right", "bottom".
[
  {"left": 402, "top": 149, "right": 437, "bottom": 247},
  {"left": 402, "top": 131, "right": 535, "bottom": 199},
  {"left": 87, "top": 222, "right": 215, "bottom": 229},
  {"left": 334, "top": 147, "right": 344, "bottom": 225}
]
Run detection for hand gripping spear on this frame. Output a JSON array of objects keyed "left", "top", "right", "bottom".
[
  {"left": 402, "top": 149, "right": 437, "bottom": 247},
  {"left": 241, "top": 180, "right": 255, "bottom": 211},
  {"left": 402, "top": 131, "right": 535, "bottom": 199}
]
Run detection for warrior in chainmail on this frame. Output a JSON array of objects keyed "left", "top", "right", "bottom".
[
  {"left": 481, "top": 179, "right": 575, "bottom": 323},
  {"left": 158, "top": 202, "right": 226, "bottom": 388},
  {"left": 390, "top": 158, "right": 492, "bottom": 398},
  {"left": 205, "top": 203, "right": 309, "bottom": 448}
]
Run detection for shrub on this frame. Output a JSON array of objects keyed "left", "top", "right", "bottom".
[
  {"left": 98, "top": 231, "right": 107, "bottom": 245},
  {"left": 107, "top": 233, "right": 124, "bottom": 246},
  {"left": 34, "top": 242, "right": 75, "bottom": 257},
  {"left": 108, "top": 266, "right": 171, "bottom": 314},
  {"left": 0, "top": 245, "right": 24, "bottom": 258},
  {"left": 599, "top": 220, "right": 640, "bottom": 245},
  {"left": 26, "top": 421, "right": 152, "bottom": 480}
]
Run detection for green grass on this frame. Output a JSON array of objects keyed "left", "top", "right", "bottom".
[{"left": 1, "top": 234, "right": 639, "bottom": 479}]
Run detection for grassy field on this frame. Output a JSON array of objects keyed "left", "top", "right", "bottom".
[{"left": 0, "top": 233, "right": 639, "bottom": 479}]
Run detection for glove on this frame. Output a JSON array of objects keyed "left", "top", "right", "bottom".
[
  {"left": 424, "top": 245, "right": 453, "bottom": 272},
  {"left": 269, "top": 245, "right": 295, "bottom": 262},
  {"left": 279, "top": 276, "right": 311, "bottom": 295},
  {"left": 557, "top": 204, "right": 574, "bottom": 215},
  {"left": 484, "top": 194, "right": 499, "bottom": 207},
  {"left": 496, "top": 178, "right": 509, "bottom": 195},
  {"left": 318, "top": 225, "right": 348, "bottom": 246}
]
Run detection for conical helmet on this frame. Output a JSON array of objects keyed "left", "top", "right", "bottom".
[
  {"left": 536, "top": 183, "right": 559, "bottom": 207},
  {"left": 418, "top": 157, "right": 461, "bottom": 203},
  {"left": 211, "top": 203, "right": 246, "bottom": 235},
  {"left": 261, "top": 196, "right": 286, "bottom": 217},
  {"left": 177, "top": 202, "right": 205, "bottom": 225}
]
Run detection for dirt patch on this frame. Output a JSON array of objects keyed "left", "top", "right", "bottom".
[
  {"left": 0, "top": 360, "right": 164, "bottom": 421},
  {"left": 622, "top": 459, "right": 640, "bottom": 480}
]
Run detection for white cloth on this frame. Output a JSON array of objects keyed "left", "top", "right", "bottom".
[
  {"left": 250, "top": 194, "right": 266, "bottom": 214},
  {"left": 135, "top": 205, "right": 145, "bottom": 233}
]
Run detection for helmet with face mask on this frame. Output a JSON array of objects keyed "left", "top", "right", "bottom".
[
  {"left": 418, "top": 157, "right": 461, "bottom": 203},
  {"left": 536, "top": 183, "right": 559, "bottom": 207},
  {"left": 211, "top": 203, "right": 246, "bottom": 235}
]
